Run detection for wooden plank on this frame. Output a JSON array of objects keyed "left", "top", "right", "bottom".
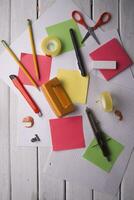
[
  {"left": 38, "top": 148, "right": 65, "bottom": 200},
  {"left": 38, "top": 1, "right": 91, "bottom": 199},
  {"left": 67, "top": 1, "right": 92, "bottom": 199},
  {"left": 38, "top": 0, "right": 91, "bottom": 17},
  {"left": 121, "top": 152, "right": 134, "bottom": 200},
  {"left": 120, "top": 1, "right": 134, "bottom": 199},
  {"left": 37, "top": 0, "right": 56, "bottom": 17},
  {"left": 94, "top": 191, "right": 119, "bottom": 200},
  {"left": 120, "top": 0, "right": 134, "bottom": 64},
  {"left": 93, "top": 0, "right": 118, "bottom": 30},
  {"left": 10, "top": 1, "right": 38, "bottom": 200},
  {"left": 0, "top": 0, "right": 11, "bottom": 200},
  {"left": 73, "top": 0, "right": 91, "bottom": 16},
  {"left": 38, "top": 1, "right": 65, "bottom": 199},
  {"left": 66, "top": 183, "right": 93, "bottom": 200},
  {"left": 0, "top": 81, "right": 10, "bottom": 200},
  {"left": 93, "top": 0, "right": 119, "bottom": 200}
]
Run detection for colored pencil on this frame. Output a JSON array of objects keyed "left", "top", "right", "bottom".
[
  {"left": 27, "top": 19, "right": 40, "bottom": 80},
  {"left": 1, "top": 40, "right": 38, "bottom": 89},
  {"left": 9, "top": 75, "right": 42, "bottom": 117}
]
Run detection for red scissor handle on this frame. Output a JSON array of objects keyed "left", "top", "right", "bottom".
[
  {"left": 93, "top": 12, "right": 111, "bottom": 30},
  {"left": 72, "top": 10, "right": 89, "bottom": 29}
]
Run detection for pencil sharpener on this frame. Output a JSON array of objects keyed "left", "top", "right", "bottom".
[{"left": 41, "top": 77, "right": 75, "bottom": 117}]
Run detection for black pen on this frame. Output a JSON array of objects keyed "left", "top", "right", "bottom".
[
  {"left": 85, "top": 107, "right": 110, "bottom": 161},
  {"left": 69, "top": 28, "right": 87, "bottom": 77}
]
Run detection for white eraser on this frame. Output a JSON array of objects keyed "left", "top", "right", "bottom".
[{"left": 91, "top": 61, "right": 116, "bottom": 69}]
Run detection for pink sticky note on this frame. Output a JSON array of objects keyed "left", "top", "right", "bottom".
[
  {"left": 90, "top": 38, "right": 133, "bottom": 80},
  {"left": 18, "top": 53, "right": 52, "bottom": 86},
  {"left": 49, "top": 116, "right": 85, "bottom": 151}
]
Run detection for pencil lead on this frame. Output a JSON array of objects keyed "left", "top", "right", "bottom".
[
  {"left": 1, "top": 40, "right": 8, "bottom": 47},
  {"left": 38, "top": 111, "right": 42, "bottom": 117},
  {"left": 27, "top": 19, "right": 31, "bottom": 24}
]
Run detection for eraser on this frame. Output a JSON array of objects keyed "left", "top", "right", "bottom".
[{"left": 91, "top": 61, "right": 116, "bottom": 69}]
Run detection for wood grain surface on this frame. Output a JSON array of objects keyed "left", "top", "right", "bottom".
[{"left": 0, "top": 0, "right": 133, "bottom": 200}]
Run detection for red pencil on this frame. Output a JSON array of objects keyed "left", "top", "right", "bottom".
[{"left": 9, "top": 75, "right": 42, "bottom": 117}]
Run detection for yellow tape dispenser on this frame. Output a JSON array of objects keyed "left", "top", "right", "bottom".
[
  {"left": 100, "top": 91, "right": 113, "bottom": 112},
  {"left": 41, "top": 77, "right": 75, "bottom": 117},
  {"left": 41, "top": 36, "right": 62, "bottom": 57}
]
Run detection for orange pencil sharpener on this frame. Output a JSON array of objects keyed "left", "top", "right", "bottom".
[{"left": 41, "top": 77, "right": 75, "bottom": 117}]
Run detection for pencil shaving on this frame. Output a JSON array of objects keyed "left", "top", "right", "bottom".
[
  {"left": 22, "top": 116, "right": 34, "bottom": 128},
  {"left": 114, "top": 110, "right": 123, "bottom": 121}
]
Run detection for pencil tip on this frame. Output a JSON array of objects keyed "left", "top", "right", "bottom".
[
  {"left": 9, "top": 74, "right": 16, "bottom": 80},
  {"left": 38, "top": 112, "right": 42, "bottom": 117},
  {"left": 27, "top": 19, "right": 31, "bottom": 24},
  {"left": 37, "top": 87, "right": 40, "bottom": 91},
  {"left": 1, "top": 40, "right": 6, "bottom": 45}
]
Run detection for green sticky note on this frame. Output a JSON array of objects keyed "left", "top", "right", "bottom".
[
  {"left": 46, "top": 19, "right": 83, "bottom": 53},
  {"left": 83, "top": 134, "right": 124, "bottom": 172}
]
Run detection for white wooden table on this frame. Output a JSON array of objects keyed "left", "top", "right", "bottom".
[{"left": 0, "top": 0, "right": 134, "bottom": 199}]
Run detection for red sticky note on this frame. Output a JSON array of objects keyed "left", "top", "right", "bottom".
[
  {"left": 49, "top": 116, "right": 85, "bottom": 151},
  {"left": 90, "top": 38, "right": 133, "bottom": 80},
  {"left": 18, "top": 53, "right": 52, "bottom": 86}
]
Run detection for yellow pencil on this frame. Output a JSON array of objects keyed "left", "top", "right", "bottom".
[
  {"left": 27, "top": 19, "right": 40, "bottom": 80},
  {"left": 1, "top": 40, "right": 38, "bottom": 89}
]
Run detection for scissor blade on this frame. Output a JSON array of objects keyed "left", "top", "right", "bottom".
[
  {"left": 81, "top": 31, "right": 90, "bottom": 44},
  {"left": 90, "top": 29, "right": 100, "bottom": 45}
]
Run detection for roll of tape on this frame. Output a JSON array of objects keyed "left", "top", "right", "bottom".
[
  {"left": 41, "top": 36, "right": 61, "bottom": 57},
  {"left": 100, "top": 91, "right": 113, "bottom": 112}
]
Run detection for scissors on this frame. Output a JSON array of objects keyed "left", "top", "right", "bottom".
[{"left": 72, "top": 10, "right": 111, "bottom": 45}]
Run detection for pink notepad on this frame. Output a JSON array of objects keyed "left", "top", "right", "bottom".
[
  {"left": 49, "top": 116, "right": 85, "bottom": 151},
  {"left": 18, "top": 53, "right": 52, "bottom": 86},
  {"left": 90, "top": 38, "right": 133, "bottom": 80}
]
